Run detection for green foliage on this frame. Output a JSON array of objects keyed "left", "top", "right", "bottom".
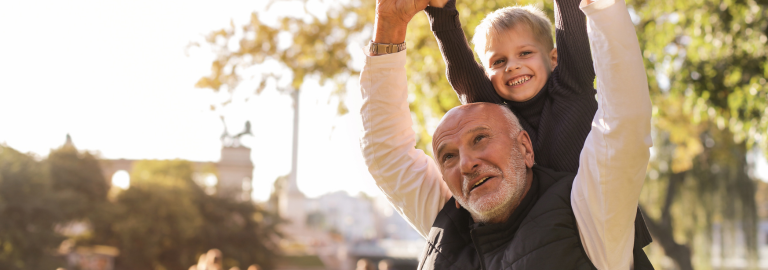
[
  {"left": 627, "top": 0, "right": 767, "bottom": 267},
  {"left": 88, "top": 160, "right": 281, "bottom": 270},
  {"left": 0, "top": 146, "right": 281, "bottom": 270},
  {"left": 195, "top": 0, "right": 375, "bottom": 115},
  {"left": 48, "top": 144, "right": 109, "bottom": 221},
  {"left": 0, "top": 146, "right": 64, "bottom": 270},
  {"left": 630, "top": 0, "right": 768, "bottom": 165}
]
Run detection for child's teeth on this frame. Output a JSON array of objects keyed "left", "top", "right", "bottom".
[{"left": 510, "top": 76, "right": 530, "bottom": 86}]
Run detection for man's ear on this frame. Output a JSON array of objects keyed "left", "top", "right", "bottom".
[
  {"left": 549, "top": 47, "right": 558, "bottom": 70},
  {"left": 516, "top": 130, "right": 535, "bottom": 168}
]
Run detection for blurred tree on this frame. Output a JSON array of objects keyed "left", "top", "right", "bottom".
[
  {"left": 630, "top": 0, "right": 768, "bottom": 152},
  {"left": 197, "top": 0, "right": 767, "bottom": 267},
  {"left": 48, "top": 136, "right": 109, "bottom": 207},
  {"left": 640, "top": 123, "right": 759, "bottom": 269},
  {"left": 628, "top": 0, "right": 768, "bottom": 268},
  {"left": 2, "top": 143, "right": 283, "bottom": 270},
  {"left": 0, "top": 146, "right": 64, "bottom": 270},
  {"left": 89, "top": 160, "right": 280, "bottom": 270},
  {"left": 47, "top": 136, "right": 111, "bottom": 237}
]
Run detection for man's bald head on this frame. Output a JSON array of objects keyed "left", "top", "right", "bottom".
[
  {"left": 431, "top": 102, "right": 534, "bottom": 224},
  {"left": 434, "top": 103, "right": 522, "bottom": 149}
]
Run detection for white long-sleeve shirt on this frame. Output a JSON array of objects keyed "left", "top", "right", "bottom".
[{"left": 358, "top": 0, "right": 651, "bottom": 268}]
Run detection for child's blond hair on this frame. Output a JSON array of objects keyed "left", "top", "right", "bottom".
[{"left": 472, "top": 5, "right": 554, "bottom": 66}]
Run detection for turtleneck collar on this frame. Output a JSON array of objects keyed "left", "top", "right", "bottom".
[{"left": 505, "top": 79, "right": 550, "bottom": 132}]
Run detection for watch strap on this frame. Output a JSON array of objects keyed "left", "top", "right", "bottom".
[{"left": 369, "top": 41, "right": 407, "bottom": 55}]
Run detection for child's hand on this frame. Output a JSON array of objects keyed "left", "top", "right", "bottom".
[{"left": 429, "top": 0, "right": 450, "bottom": 8}]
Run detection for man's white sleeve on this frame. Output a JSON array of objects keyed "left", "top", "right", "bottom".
[
  {"left": 359, "top": 50, "right": 452, "bottom": 238},
  {"left": 573, "top": 0, "right": 653, "bottom": 268}
]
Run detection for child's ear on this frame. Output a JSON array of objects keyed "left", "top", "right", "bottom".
[{"left": 549, "top": 48, "right": 558, "bottom": 70}]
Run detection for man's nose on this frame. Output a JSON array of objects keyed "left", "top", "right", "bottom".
[{"left": 459, "top": 151, "right": 480, "bottom": 175}]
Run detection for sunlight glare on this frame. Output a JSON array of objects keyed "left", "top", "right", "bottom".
[{"left": 112, "top": 170, "right": 130, "bottom": 189}]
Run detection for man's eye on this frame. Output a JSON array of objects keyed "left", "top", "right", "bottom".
[
  {"left": 442, "top": 154, "right": 455, "bottom": 162},
  {"left": 474, "top": 135, "right": 487, "bottom": 144},
  {"left": 493, "top": 59, "right": 506, "bottom": 66}
]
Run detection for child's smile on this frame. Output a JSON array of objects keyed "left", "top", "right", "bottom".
[{"left": 506, "top": 74, "right": 532, "bottom": 86}]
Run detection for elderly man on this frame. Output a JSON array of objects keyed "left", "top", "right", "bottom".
[{"left": 359, "top": 0, "right": 652, "bottom": 268}]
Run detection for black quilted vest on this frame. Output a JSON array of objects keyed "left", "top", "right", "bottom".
[{"left": 417, "top": 165, "right": 654, "bottom": 270}]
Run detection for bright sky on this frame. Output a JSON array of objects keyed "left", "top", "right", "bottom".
[
  {"left": 0, "top": 0, "right": 380, "bottom": 201},
  {"left": 2, "top": 1, "right": 768, "bottom": 203}
]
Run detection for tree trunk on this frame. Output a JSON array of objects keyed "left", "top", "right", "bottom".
[{"left": 640, "top": 171, "right": 694, "bottom": 270}]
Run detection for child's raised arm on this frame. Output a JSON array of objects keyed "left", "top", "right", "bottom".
[
  {"left": 424, "top": 0, "right": 504, "bottom": 104},
  {"left": 551, "top": 0, "right": 596, "bottom": 95}
]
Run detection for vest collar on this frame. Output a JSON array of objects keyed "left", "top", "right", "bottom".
[
  {"left": 465, "top": 165, "right": 569, "bottom": 255},
  {"left": 440, "top": 165, "right": 573, "bottom": 256},
  {"left": 468, "top": 176, "right": 539, "bottom": 254}
]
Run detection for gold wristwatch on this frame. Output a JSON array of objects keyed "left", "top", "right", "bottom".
[{"left": 368, "top": 40, "right": 406, "bottom": 55}]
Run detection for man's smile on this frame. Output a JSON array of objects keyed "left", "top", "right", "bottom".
[{"left": 467, "top": 173, "right": 499, "bottom": 194}]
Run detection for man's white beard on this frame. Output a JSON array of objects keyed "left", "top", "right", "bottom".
[{"left": 456, "top": 146, "right": 528, "bottom": 223}]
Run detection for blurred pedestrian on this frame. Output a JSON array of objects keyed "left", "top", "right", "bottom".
[
  {"left": 356, "top": 258, "right": 374, "bottom": 270},
  {"left": 378, "top": 259, "right": 392, "bottom": 270},
  {"left": 194, "top": 253, "right": 207, "bottom": 270},
  {"left": 205, "top": 249, "right": 223, "bottom": 270}
]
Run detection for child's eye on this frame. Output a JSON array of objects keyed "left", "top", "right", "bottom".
[
  {"left": 492, "top": 59, "right": 506, "bottom": 66},
  {"left": 520, "top": 51, "right": 532, "bottom": 57}
]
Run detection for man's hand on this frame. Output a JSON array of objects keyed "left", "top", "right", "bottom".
[
  {"left": 372, "top": 0, "right": 431, "bottom": 44},
  {"left": 376, "top": 0, "right": 430, "bottom": 26}
]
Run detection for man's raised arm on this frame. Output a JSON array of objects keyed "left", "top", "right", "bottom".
[
  {"left": 359, "top": 0, "right": 452, "bottom": 238},
  {"left": 571, "top": 0, "right": 653, "bottom": 268}
]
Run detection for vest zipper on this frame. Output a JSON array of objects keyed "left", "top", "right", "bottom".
[{"left": 469, "top": 230, "right": 487, "bottom": 270}]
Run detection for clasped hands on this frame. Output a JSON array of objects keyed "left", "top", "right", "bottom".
[{"left": 373, "top": 0, "right": 449, "bottom": 44}]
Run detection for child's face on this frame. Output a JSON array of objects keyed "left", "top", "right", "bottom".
[{"left": 482, "top": 25, "right": 557, "bottom": 102}]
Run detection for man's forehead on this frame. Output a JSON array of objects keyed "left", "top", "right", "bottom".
[{"left": 433, "top": 104, "right": 505, "bottom": 141}]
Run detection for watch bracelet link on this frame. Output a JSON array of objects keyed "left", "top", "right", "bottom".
[{"left": 369, "top": 41, "right": 407, "bottom": 55}]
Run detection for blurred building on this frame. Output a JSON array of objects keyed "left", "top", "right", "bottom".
[
  {"left": 99, "top": 146, "right": 254, "bottom": 200},
  {"left": 274, "top": 173, "right": 423, "bottom": 270},
  {"left": 61, "top": 245, "right": 119, "bottom": 270}
]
